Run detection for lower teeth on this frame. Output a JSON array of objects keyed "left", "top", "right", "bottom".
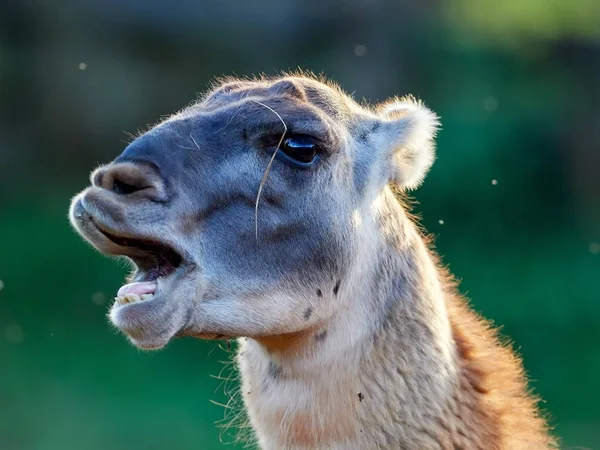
[{"left": 115, "top": 293, "right": 155, "bottom": 305}]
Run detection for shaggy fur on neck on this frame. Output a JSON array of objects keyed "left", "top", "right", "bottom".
[{"left": 238, "top": 190, "right": 554, "bottom": 449}]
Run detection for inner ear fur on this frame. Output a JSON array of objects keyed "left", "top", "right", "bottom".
[{"left": 376, "top": 96, "right": 440, "bottom": 189}]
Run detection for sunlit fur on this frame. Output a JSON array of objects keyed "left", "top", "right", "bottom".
[{"left": 69, "top": 73, "right": 554, "bottom": 449}]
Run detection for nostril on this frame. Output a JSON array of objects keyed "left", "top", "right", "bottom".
[
  {"left": 112, "top": 178, "right": 143, "bottom": 195},
  {"left": 95, "top": 162, "right": 168, "bottom": 201},
  {"left": 107, "top": 168, "right": 151, "bottom": 195}
]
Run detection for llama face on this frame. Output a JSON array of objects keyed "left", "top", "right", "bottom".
[{"left": 69, "top": 76, "right": 438, "bottom": 349}]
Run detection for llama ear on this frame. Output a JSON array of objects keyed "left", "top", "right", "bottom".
[{"left": 376, "top": 97, "right": 440, "bottom": 189}]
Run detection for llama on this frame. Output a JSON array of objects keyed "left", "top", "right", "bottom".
[{"left": 69, "top": 74, "right": 554, "bottom": 449}]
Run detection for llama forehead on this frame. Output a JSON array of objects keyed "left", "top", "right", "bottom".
[
  {"left": 178, "top": 76, "right": 376, "bottom": 138},
  {"left": 123, "top": 76, "right": 410, "bottom": 179},
  {"left": 203, "top": 77, "right": 355, "bottom": 116},
  {"left": 124, "top": 76, "right": 380, "bottom": 192},
  {"left": 121, "top": 74, "right": 437, "bottom": 210}
]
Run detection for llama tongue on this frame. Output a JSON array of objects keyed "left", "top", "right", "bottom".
[{"left": 117, "top": 281, "right": 157, "bottom": 298}]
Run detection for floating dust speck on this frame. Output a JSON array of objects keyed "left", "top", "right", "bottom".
[
  {"left": 491, "top": 179, "right": 498, "bottom": 186},
  {"left": 484, "top": 96, "right": 498, "bottom": 112},
  {"left": 438, "top": 219, "right": 445, "bottom": 225},
  {"left": 590, "top": 243, "right": 600, "bottom": 255},
  {"left": 354, "top": 45, "right": 367, "bottom": 57},
  {"left": 78, "top": 62, "right": 87, "bottom": 70},
  {"left": 6, "top": 325, "right": 24, "bottom": 343},
  {"left": 92, "top": 292, "right": 106, "bottom": 305}
]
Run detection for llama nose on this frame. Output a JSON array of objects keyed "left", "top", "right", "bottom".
[{"left": 91, "top": 162, "right": 168, "bottom": 202}]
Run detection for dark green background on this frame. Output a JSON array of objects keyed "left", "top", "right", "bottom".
[{"left": 1, "top": 1, "right": 599, "bottom": 449}]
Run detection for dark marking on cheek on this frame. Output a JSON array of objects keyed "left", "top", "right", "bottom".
[
  {"left": 315, "top": 330, "right": 328, "bottom": 341},
  {"left": 333, "top": 279, "right": 341, "bottom": 295},
  {"left": 316, "top": 289, "right": 322, "bottom": 297},
  {"left": 370, "top": 122, "right": 381, "bottom": 133},
  {"left": 372, "top": 333, "right": 379, "bottom": 345},
  {"left": 303, "top": 307, "right": 314, "bottom": 320},
  {"left": 268, "top": 361, "right": 282, "bottom": 379},
  {"left": 358, "top": 392, "right": 364, "bottom": 402}
]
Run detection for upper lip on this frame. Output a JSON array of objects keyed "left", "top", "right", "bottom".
[{"left": 87, "top": 214, "right": 184, "bottom": 280}]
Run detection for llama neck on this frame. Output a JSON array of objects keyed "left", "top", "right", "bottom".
[
  {"left": 237, "top": 190, "right": 456, "bottom": 448},
  {"left": 236, "top": 190, "right": 551, "bottom": 449}
]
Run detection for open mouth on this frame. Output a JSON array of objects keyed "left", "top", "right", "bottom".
[{"left": 99, "top": 229, "right": 183, "bottom": 306}]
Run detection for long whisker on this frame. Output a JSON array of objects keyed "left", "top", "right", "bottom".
[
  {"left": 190, "top": 134, "right": 201, "bottom": 149},
  {"left": 250, "top": 100, "right": 287, "bottom": 242}
]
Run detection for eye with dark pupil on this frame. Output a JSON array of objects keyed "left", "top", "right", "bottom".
[{"left": 280, "top": 136, "right": 317, "bottom": 163}]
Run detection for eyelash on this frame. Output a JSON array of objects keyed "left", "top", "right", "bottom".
[{"left": 265, "top": 133, "right": 322, "bottom": 168}]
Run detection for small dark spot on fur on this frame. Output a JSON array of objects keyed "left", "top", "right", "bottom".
[
  {"left": 358, "top": 392, "right": 364, "bottom": 402},
  {"left": 247, "top": 391, "right": 252, "bottom": 395},
  {"left": 315, "top": 330, "right": 328, "bottom": 341},
  {"left": 371, "top": 122, "right": 381, "bottom": 133},
  {"left": 333, "top": 279, "right": 341, "bottom": 295},
  {"left": 268, "top": 361, "right": 282, "bottom": 379},
  {"left": 316, "top": 289, "right": 322, "bottom": 297},
  {"left": 303, "top": 307, "right": 314, "bottom": 320},
  {"left": 242, "top": 128, "right": 248, "bottom": 140}
]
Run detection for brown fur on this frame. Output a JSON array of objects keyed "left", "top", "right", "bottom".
[
  {"left": 444, "top": 291, "right": 554, "bottom": 449},
  {"left": 403, "top": 198, "right": 554, "bottom": 449},
  {"left": 242, "top": 192, "right": 555, "bottom": 449}
]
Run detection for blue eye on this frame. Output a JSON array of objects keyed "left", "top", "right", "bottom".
[{"left": 277, "top": 136, "right": 319, "bottom": 168}]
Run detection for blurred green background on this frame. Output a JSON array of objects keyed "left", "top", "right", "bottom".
[{"left": 1, "top": 1, "right": 599, "bottom": 449}]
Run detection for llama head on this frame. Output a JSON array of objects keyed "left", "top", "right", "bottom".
[{"left": 69, "top": 74, "right": 439, "bottom": 349}]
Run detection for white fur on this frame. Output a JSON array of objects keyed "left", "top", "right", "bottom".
[
  {"left": 237, "top": 188, "right": 456, "bottom": 449},
  {"left": 379, "top": 98, "right": 440, "bottom": 189}
]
